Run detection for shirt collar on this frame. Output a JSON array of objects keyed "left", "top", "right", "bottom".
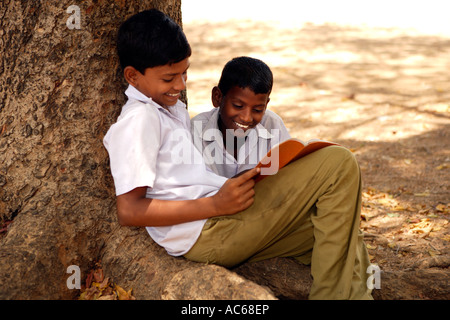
[
  {"left": 202, "top": 108, "right": 274, "bottom": 142},
  {"left": 124, "top": 84, "right": 186, "bottom": 111},
  {"left": 202, "top": 108, "right": 221, "bottom": 141},
  {"left": 125, "top": 84, "right": 153, "bottom": 104}
]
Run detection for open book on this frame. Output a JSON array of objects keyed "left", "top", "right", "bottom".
[{"left": 254, "top": 138, "right": 338, "bottom": 182}]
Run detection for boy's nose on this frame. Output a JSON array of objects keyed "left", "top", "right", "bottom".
[
  {"left": 239, "top": 109, "right": 253, "bottom": 123},
  {"left": 174, "top": 74, "right": 186, "bottom": 91}
]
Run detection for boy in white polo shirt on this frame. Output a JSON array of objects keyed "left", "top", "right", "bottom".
[
  {"left": 191, "top": 56, "right": 291, "bottom": 178},
  {"left": 103, "top": 9, "right": 373, "bottom": 299}
]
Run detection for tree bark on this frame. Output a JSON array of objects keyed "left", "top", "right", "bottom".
[
  {"left": 101, "top": 226, "right": 276, "bottom": 299},
  {"left": 0, "top": 0, "right": 142, "bottom": 299},
  {"left": 1, "top": 0, "right": 268, "bottom": 300}
]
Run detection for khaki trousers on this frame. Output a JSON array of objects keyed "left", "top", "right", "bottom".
[{"left": 184, "top": 146, "right": 373, "bottom": 300}]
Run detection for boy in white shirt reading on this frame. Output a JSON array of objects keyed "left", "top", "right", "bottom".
[
  {"left": 103, "top": 9, "right": 373, "bottom": 300},
  {"left": 191, "top": 56, "right": 291, "bottom": 178}
]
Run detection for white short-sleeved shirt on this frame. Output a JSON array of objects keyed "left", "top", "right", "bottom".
[
  {"left": 191, "top": 108, "right": 291, "bottom": 178},
  {"left": 103, "top": 85, "right": 227, "bottom": 256}
]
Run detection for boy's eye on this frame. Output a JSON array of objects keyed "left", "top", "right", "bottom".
[
  {"left": 162, "top": 78, "right": 174, "bottom": 83},
  {"left": 253, "top": 109, "right": 264, "bottom": 113},
  {"left": 233, "top": 104, "right": 243, "bottom": 109}
]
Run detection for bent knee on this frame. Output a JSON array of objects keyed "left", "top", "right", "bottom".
[
  {"left": 325, "top": 145, "right": 356, "bottom": 162},
  {"left": 319, "top": 145, "right": 360, "bottom": 173}
]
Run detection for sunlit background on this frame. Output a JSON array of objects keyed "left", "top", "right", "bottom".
[
  {"left": 179, "top": 1, "right": 450, "bottom": 278},
  {"left": 182, "top": 0, "right": 449, "bottom": 35},
  {"left": 181, "top": 0, "right": 450, "bottom": 143}
]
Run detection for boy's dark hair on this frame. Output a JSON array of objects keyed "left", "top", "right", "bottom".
[
  {"left": 218, "top": 56, "right": 273, "bottom": 96},
  {"left": 117, "top": 9, "right": 191, "bottom": 74}
]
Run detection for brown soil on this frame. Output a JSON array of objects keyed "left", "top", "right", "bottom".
[{"left": 184, "top": 19, "right": 450, "bottom": 299}]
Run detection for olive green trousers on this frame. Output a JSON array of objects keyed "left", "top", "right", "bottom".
[{"left": 184, "top": 146, "right": 373, "bottom": 300}]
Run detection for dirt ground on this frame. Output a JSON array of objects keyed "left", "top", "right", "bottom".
[{"left": 184, "top": 19, "right": 450, "bottom": 299}]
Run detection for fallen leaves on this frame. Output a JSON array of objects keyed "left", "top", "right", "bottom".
[
  {"left": 436, "top": 203, "right": 449, "bottom": 214},
  {"left": 362, "top": 187, "right": 449, "bottom": 220},
  {"left": 414, "top": 191, "right": 430, "bottom": 197},
  {"left": 362, "top": 187, "right": 414, "bottom": 220},
  {"left": 78, "top": 263, "right": 135, "bottom": 300},
  {"left": 435, "top": 163, "right": 449, "bottom": 170},
  {"left": 405, "top": 218, "right": 434, "bottom": 238},
  {"left": 362, "top": 186, "right": 449, "bottom": 266}
]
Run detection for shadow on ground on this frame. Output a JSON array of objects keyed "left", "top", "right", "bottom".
[{"left": 184, "top": 20, "right": 450, "bottom": 299}]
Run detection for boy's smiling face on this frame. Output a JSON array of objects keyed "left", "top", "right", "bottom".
[
  {"left": 213, "top": 86, "right": 269, "bottom": 134},
  {"left": 125, "top": 58, "right": 190, "bottom": 109}
]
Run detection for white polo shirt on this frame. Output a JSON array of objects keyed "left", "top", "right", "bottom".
[
  {"left": 191, "top": 108, "right": 291, "bottom": 178},
  {"left": 103, "top": 85, "right": 227, "bottom": 256}
]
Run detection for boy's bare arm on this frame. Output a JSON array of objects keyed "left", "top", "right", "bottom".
[{"left": 116, "top": 167, "right": 260, "bottom": 227}]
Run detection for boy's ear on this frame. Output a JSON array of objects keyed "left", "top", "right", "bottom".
[
  {"left": 211, "top": 86, "right": 223, "bottom": 108},
  {"left": 123, "top": 66, "right": 140, "bottom": 86}
]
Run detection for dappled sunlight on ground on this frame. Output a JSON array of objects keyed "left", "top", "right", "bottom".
[
  {"left": 183, "top": 14, "right": 450, "bottom": 285},
  {"left": 184, "top": 19, "right": 449, "bottom": 142}
]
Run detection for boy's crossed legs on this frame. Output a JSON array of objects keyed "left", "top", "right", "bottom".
[{"left": 185, "top": 146, "right": 372, "bottom": 300}]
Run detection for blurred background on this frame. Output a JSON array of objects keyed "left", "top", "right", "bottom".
[
  {"left": 179, "top": 2, "right": 450, "bottom": 268},
  {"left": 181, "top": 0, "right": 450, "bottom": 125},
  {"left": 181, "top": 0, "right": 449, "bottom": 142},
  {"left": 182, "top": 0, "right": 450, "bottom": 35},
  {"left": 180, "top": 1, "right": 450, "bottom": 289}
]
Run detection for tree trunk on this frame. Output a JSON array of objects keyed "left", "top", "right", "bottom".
[
  {"left": 0, "top": 0, "right": 143, "bottom": 299},
  {"left": 0, "top": 0, "right": 271, "bottom": 300},
  {"left": 100, "top": 226, "right": 276, "bottom": 299}
]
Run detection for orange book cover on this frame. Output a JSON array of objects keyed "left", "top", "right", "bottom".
[{"left": 254, "top": 138, "right": 338, "bottom": 182}]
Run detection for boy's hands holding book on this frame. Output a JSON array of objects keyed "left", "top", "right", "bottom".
[
  {"left": 212, "top": 167, "right": 260, "bottom": 216},
  {"left": 115, "top": 168, "right": 260, "bottom": 227}
]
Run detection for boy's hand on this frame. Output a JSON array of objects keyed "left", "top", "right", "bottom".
[{"left": 212, "top": 167, "right": 260, "bottom": 216}]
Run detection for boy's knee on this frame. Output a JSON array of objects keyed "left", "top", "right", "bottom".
[
  {"left": 327, "top": 145, "right": 354, "bottom": 158},
  {"left": 321, "top": 145, "right": 360, "bottom": 174},
  {"left": 327, "top": 145, "right": 357, "bottom": 163}
]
